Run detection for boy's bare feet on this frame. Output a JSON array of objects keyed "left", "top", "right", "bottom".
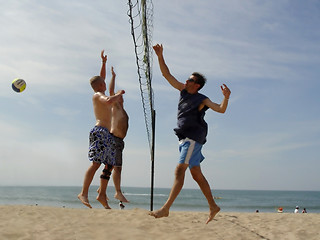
[
  {"left": 96, "top": 188, "right": 109, "bottom": 201},
  {"left": 96, "top": 194, "right": 111, "bottom": 209},
  {"left": 114, "top": 192, "right": 129, "bottom": 203},
  {"left": 206, "top": 205, "right": 220, "bottom": 224},
  {"left": 78, "top": 194, "right": 92, "bottom": 208},
  {"left": 149, "top": 207, "right": 169, "bottom": 218}
]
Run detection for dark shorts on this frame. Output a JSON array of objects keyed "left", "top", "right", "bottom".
[{"left": 88, "top": 126, "right": 124, "bottom": 167}]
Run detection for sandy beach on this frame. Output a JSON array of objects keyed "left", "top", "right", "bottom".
[{"left": 0, "top": 205, "right": 319, "bottom": 240}]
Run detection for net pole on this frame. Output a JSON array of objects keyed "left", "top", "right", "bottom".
[
  {"left": 150, "top": 109, "right": 156, "bottom": 211},
  {"left": 141, "top": 0, "right": 155, "bottom": 212}
]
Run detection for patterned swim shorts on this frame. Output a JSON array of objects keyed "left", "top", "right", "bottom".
[{"left": 88, "top": 126, "right": 124, "bottom": 167}]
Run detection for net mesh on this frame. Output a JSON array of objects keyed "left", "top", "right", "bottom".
[{"left": 127, "top": 0, "right": 154, "bottom": 151}]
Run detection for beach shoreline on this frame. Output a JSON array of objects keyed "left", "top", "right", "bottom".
[
  {"left": 1, "top": 205, "right": 319, "bottom": 240},
  {"left": 2, "top": 186, "right": 319, "bottom": 213}
]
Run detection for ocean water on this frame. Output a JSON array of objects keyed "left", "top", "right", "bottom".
[{"left": 0, "top": 186, "right": 319, "bottom": 213}]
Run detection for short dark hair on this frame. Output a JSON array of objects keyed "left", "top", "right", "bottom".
[{"left": 192, "top": 72, "right": 206, "bottom": 90}]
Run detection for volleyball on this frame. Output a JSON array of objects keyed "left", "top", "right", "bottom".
[{"left": 12, "top": 78, "right": 26, "bottom": 93}]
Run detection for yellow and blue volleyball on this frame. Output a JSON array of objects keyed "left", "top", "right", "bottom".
[{"left": 12, "top": 78, "right": 26, "bottom": 93}]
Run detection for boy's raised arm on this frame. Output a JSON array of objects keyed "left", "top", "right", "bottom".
[
  {"left": 100, "top": 50, "right": 107, "bottom": 80},
  {"left": 109, "top": 66, "right": 116, "bottom": 96}
]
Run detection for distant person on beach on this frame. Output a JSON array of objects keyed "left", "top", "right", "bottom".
[
  {"left": 277, "top": 207, "right": 283, "bottom": 213},
  {"left": 149, "top": 44, "right": 231, "bottom": 224},
  {"left": 302, "top": 208, "right": 307, "bottom": 213},
  {"left": 294, "top": 206, "right": 299, "bottom": 213},
  {"left": 78, "top": 50, "right": 128, "bottom": 209}
]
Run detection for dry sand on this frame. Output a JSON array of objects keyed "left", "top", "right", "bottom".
[{"left": 0, "top": 205, "right": 319, "bottom": 240}]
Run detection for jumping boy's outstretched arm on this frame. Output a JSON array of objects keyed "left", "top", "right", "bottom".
[
  {"left": 202, "top": 84, "right": 231, "bottom": 113},
  {"left": 100, "top": 50, "right": 107, "bottom": 80},
  {"left": 94, "top": 90, "right": 125, "bottom": 105},
  {"left": 153, "top": 44, "right": 184, "bottom": 91},
  {"left": 99, "top": 50, "right": 115, "bottom": 96},
  {"left": 109, "top": 66, "right": 116, "bottom": 96}
]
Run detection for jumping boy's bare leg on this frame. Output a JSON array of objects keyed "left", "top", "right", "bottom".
[
  {"left": 96, "top": 165, "right": 113, "bottom": 209},
  {"left": 78, "top": 162, "right": 101, "bottom": 208},
  {"left": 113, "top": 167, "right": 129, "bottom": 203},
  {"left": 96, "top": 187, "right": 109, "bottom": 201},
  {"left": 190, "top": 166, "right": 220, "bottom": 224},
  {"left": 149, "top": 164, "right": 188, "bottom": 218},
  {"left": 96, "top": 189, "right": 111, "bottom": 209}
]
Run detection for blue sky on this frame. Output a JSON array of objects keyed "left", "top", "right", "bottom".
[{"left": 1, "top": 0, "right": 319, "bottom": 191}]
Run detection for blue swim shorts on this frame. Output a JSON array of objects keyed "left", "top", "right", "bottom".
[
  {"left": 88, "top": 126, "right": 124, "bottom": 167},
  {"left": 178, "top": 138, "right": 204, "bottom": 169}
]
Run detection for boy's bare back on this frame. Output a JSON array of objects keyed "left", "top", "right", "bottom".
[{"left": 92, "top": 92, "right": 113, "bottom": 130}]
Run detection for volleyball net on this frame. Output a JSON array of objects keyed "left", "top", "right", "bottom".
[{"left": 127, "top": 0, "right": 156, "bottom": 211}]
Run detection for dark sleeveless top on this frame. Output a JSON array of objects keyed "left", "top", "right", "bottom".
[{"left": 174, "top": 89, "right": 209, "bottom": 144}]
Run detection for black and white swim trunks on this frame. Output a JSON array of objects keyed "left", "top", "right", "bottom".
[{"left": 88, "top": 126, "right": 124, "bottom": 166}]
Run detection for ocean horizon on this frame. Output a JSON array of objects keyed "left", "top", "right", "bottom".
[{"left": 1, "top": 186, "right": 319, "bottom": 213}]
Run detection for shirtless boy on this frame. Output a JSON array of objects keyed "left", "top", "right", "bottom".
[
  {"left": 78, "top": 51, "right": 126, "bottom": 209},
  {"left": 98, "top": 50, "right": 129, "bottom": 204}
]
